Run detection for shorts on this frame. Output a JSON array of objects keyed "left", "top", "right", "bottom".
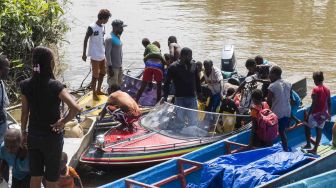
[
  {"left": 278, "top": 117, "right": 290, "bottom": 133},
  {"left": 28, "top": 133, "right": 63, "bottom": 182},
  {"left": 307, "top": 114, "right": 326, "bottom": 129},
  {"left": 108, "top": 106, "right": 139, "bottom": 126},
  {"left": 91, "top": 59, "right": 106, "bottom": 78},
  {"left": 143, "top": 67, "right": 163, "bottom": 83}
]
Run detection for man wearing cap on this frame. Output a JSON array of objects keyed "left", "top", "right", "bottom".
[{"left": 105, "top": 19, "right": 127, "bottom": 93}]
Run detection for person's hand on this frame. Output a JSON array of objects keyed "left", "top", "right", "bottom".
[
  {"left": 82, "top": 54, "right": 87, "bottom": 62},
  {"left": 108, "top": 67, "right": 114, "bottom": 77},
  {"left": 51, "top": 119, "right": 65, "bottom": 134}
]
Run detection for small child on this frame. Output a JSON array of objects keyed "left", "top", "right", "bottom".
[
  {"left": 218, "top": 88, "right": 240, "bottom": 132},
  {"left": 303, "top": 71, "right": 331, "bottom": 154},
  {"left": 57, "top": 152, "right": 83, "bottom": 188},
  {"left": 249, "top": 89, "right": 272, "bottom": 148}
]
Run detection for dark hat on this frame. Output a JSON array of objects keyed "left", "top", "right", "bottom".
[{"left": 112, "top": 19, "right": 127, "bottom": 27}]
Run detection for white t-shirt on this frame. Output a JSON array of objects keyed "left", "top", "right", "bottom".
[
  {"left": 204, "top": 67, "right": 223, "bottom": 94},
  {"left": 268, "top": 79, "right": 291, "bottom": 118},
  {"left": 88, "top": 23, "right": 105, "bottom": 61}
]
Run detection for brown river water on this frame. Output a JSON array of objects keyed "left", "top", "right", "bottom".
[{"left": 61, "top": 0, "right": 336, "bottom": 187}]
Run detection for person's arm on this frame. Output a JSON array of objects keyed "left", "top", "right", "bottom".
[
  {"left": 105, "top": 39, "right": 114, "bottom": 77},
  {"left": 195, "top": 68, "right": 202, "bottom": 99},
  {"left": 82, "top": 27, "right": 93, "bottom": 61},
  {"left": 21, "top": 95, "right": 29, "bottom": 144},
  {"left": 267, "top": 90, "right": 274, "bottom": 108},
  {"left": 308, "top": 94, "right": 317, "bottom": 118},
  {"left": 163, "top": 67, "right": 172, "bottom": 101},
  {"left": 51, "top": 89, "right": 80, "bottom": 133},
  {"left": 232, "top": 80, "right": 246, "bottom": 99},
  {"left": 74, "top": 177, "right": 83, "bottom": 188},
  {"left": 169, "top": 44, "right": 175, "bottom": 61}
]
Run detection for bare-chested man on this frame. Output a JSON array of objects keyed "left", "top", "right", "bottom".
[
  {"left": 168, "top": 36, "right": 181, "bottom": 63},
  {"left": 100, "top": 85, "right": 141, "bottom": 129}
]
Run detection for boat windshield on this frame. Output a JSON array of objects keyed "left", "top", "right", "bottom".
[
  {"left": 121, "top": 69, "right": 158, "bottom": 106},
  {"left": 140, "top": 102, "right": 250, "bottom": 138}
]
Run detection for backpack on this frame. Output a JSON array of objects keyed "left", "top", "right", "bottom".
[{"left": 255, "top": 102, "right": 279, "bottom": 142}]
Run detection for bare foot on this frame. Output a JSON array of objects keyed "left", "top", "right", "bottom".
[
  {"left": 93, "top": 93, "right": 99, "bottom": 101},
  {"left": 307, "top": 149, "right": 317, "bottom": 155},
  {"left": 302, "top": 144, "right": 312, "bottom": 149},
  {"left": 96, "top": 91, "right": 106, "bottom": 95}
]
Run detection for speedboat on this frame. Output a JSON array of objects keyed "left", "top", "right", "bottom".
[{"left": 79, "top": 102, "right": 251, "bottom": 166}]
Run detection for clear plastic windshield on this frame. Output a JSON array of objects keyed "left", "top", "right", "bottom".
[
  {"left": 140, "top": 102, "right": 251, "bottom": 138},
  {"left": 121, "top": 69, "right": 158, "bottom": 106}
]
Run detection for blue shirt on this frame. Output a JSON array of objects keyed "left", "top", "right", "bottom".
[{"left": 0, "top": 143, "right": 29, "bottom": 180}]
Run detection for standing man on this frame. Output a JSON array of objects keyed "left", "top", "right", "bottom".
[
  {"left": 82, "top": 9, "right": 111, "bottom": 100},
  {"left": 105, "top": 19, "right": 127, "bottom": 93},
  {"left": 267, "top": 66, "right": 292, "bottom": 151},
  {"left": 163, "top": 47, "right": 201, "bottom": 127},
  {"left": 0, "top": 55, "right": 9, "bottom": 144},
  {"left": 203, "top": 60, "right": 224, "bottom": 112},
  {"left": 167, "top": 36, "right": 181, "bottom": 64}
]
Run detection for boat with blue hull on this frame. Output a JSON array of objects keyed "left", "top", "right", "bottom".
[
  {"left": 100, "top": 95, "right": 336, "bottom": 188},
  {"left": 282, "top": 168, "right": 336, "bottom": 188}
]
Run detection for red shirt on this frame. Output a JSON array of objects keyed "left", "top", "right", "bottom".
[{"left": 312, "top": 85, "right": 330, "bottom": 114}]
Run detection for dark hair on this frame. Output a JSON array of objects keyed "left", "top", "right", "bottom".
[
  {"left": 61, "top": 152, "right": 68, "bottom": 163},
  {"left": 164, "top": 53, "right": 171, "bottom": 62},
  {"left": 32, "top": 46, "right": 55, "bottom": 81},
  {"left": 142, "top": 38, "right": 150, "bottom": 47},
  {"left": 270, "top": 66, "right": 282, "bottom": 77},
  {"left": 168, "top": 36, "right": 177, "bottom": 44},
  {"left": 313, "top": 71, "right": 324, "bottom": 83},
  {"left": 0, "top": 55, "right": 9, "bottom": 69},
  {"left": 180, "top": 47, "right": 192, "bottom": 58},
  {"left": 226, "top": 87, "right": 235, "bottom": 96},
  {"left": 98, "top": 9, "right": 111, "bottom": 20},
  {"left": 203, "top": 59, "right": 213, "bottom": 67},
  {"left": 255, "top": 55, "right": 264, "bottom": 65},
  {"left": 251, "top": 89, "right": 263, "bottom": 102},
  {"left": 245, "top": 58, "right": 256, "bottom": 68},
  {"left": 152, "top": 41, "right": 161, "bottom": 49}
]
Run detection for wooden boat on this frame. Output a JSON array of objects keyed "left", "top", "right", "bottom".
[
  {"left": 6, "top": 99, "right": 97, "bottom": 169},
  {"left": 282, "top": 168, "right": 336, "bottom": 188},
  {"left": 79, "top": 102, "right": 251, "bottom": 166},
  {"left": 99, "top": 95, "right": 336, "bottom": 188}
]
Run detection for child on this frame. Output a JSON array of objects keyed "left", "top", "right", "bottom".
[
  {"left": 267, "top": 66, "right": 291, "bottom": 151},
  {"left": 57, "top": 152, "right": 83, "bottom": 188},
  {"left": 0, "top": 129, "right": 30, "bottom": 188},
  {"left": 303, "top": 71, "right": 331, "bottom": 154},
  {"left": 82, "top": 9, "right": 111, "bottom": 100},
  {"left": 218, "top": 88, "right": 239, "bottom": 132},
  {"left": 249, "top": 89, "right": 272, "bottom": 148}
]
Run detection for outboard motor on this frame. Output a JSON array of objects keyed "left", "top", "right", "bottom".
[{"left": 221, "top": 45, "right": 236, "bottom": 72}]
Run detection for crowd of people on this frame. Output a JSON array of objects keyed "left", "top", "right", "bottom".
[
  {"left": 82, "top": 9, "right": 331, "bottom": 155},
  {"left": 0, "top": 8, "right": 331, "bottom": 188}
]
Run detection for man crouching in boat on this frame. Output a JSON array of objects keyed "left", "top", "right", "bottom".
[{"left": 99, "top": 85, "right": 141, "bottom": 131}]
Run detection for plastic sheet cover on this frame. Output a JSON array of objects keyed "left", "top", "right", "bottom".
[{"left": 187, "top": 144, "right": 314, "bottom": 188}]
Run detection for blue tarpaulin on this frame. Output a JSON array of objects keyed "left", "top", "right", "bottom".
[{"left": 187, "top": 144, "right": 314, "bottom": 188}]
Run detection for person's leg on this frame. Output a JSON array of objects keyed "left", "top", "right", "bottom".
[
  {"left": 136, "top": 68, "right": 152, "bottom": 102},
  {"left": 308, "top": 127, "right": 322, "bottom": 154},
  {"left": 30, "top": 176, "right": 42, "bottom": 188},
  {"left": 118, "top": 67, "right": 123, "bottom": 86},
  {"left": 186, "top": 97, "right": 198, "bottom": 127},
  {"left": 97, "top": 59, "right": 106, "bottom": 95},
  {"left": 91, "top": 60, "right": 100, "bottom": 100},
  {"left": 28, "top": 136, "right": 44, "bottom": 188},
  {"left": 156, "top": 81, "right": 162, "bottom": 103},
  {"left": 107, "top": 68, "right": 119, "bottom": 94},
  {"left": 174, "top": 97, "right": 187, "bottom": 127},
  {"left": 211, "top": 93, "right": 221, "bottom": 112},
  {"left": 303, "top": 125, "right": 312, "bottom": 148},
  {"left": 43, "top": 136, "right": 63, "bottom": 188},
  {"left": 279, "top": 117, "right": 289, "bottom": 151}
]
